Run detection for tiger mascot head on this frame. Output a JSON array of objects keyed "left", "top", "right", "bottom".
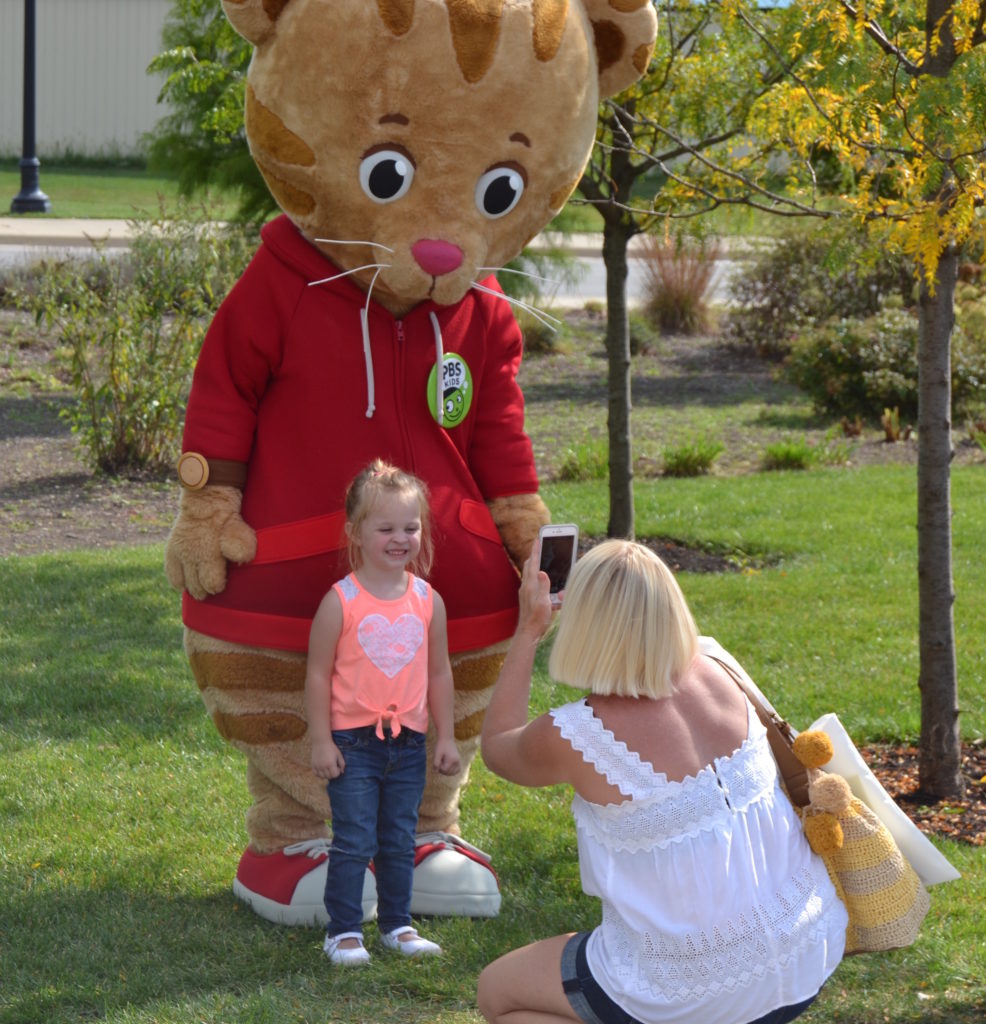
[{"left": 222, "top": 0, "right": 657, "bottom": 313}]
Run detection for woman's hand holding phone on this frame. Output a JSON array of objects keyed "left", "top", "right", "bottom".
[
  {"left": 537, "top": 523, "right": 579, "bottom": 608},
  {"left": 517, "top": 546, "right": 555, "bottom": 641}
]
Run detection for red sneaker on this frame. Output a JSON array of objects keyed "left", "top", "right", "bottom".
[{"left": 232, "top": 840, "right": 377, "bottom": 926}]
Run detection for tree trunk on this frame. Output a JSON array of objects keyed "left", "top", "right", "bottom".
[
  {"left": 916, "top": 246, "right": 964, "bottom": 799},
  {"left": 602, "top": 218, "right": 635, "bottom": 539}
]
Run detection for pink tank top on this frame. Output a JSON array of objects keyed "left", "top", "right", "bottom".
[{"left": 329, "top": 573, "right": 432, "bottom": 738}]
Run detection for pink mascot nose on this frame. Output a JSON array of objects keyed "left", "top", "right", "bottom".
[{"left": 412, "top": 239, "right": 463, "bottom": 276}]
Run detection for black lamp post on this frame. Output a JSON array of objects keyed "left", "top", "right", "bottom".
[{"left": 10, "top": 0, "right": 51, "bottom": 214}]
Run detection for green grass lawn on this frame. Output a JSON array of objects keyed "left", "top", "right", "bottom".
[
  {"left": 1, "top": 465, "right": 983, "bottom": 1023},
  {"left": 0, "top": 161, "right": 240, "bottom": 221}
]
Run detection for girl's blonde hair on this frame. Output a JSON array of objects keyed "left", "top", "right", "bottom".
[
  {"left": 548, "top": 539, "right": 698, "bottom": 699},
  {"left": 344, "top": 459, "right": 434, "bottom": 576}
]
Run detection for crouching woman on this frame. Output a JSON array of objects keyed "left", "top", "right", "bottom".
[{"left": 477, "top": 540, "right": 847, "bottom": 1024}]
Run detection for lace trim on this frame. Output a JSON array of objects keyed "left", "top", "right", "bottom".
[
  {"left": 550, "top": 698, "right": 763, "bottom": 795},
  {"left": 598, "top": 865, "right": 845, "bottom": 1002},
  {"left": 551, "top": 699, "right": 777, "bottom": 851}
]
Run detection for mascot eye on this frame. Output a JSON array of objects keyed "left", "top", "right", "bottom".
[
  {"left": 359, "top": 148, "right": 415, "bottom": 203},
  {"left": 475, "top": 164, "right": 526, "bottom": 218}
]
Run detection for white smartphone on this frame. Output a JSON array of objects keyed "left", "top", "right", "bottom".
[{"left": 538, "top": 523, "right": 579, "bottom": 606}]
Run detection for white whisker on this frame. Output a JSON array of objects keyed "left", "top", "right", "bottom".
[
  {"left": 477, "top": 266, "right": 562, "bottom": 287},
  {"left": 470, "top": 281, "right": 561, "bottom": 331},
  {"left": 308, "top": 263, "right": 387, "bottom": 287},
  {"left": 315, "top": 237, "right": 395, "bottom": 253}
]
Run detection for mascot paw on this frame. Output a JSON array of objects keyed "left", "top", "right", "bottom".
[
  {"left": 411, "top": 832, "right": 501, "bottom": 918},
  {"left": 232, "top": 840, "right": 377, "bottom": 927}
]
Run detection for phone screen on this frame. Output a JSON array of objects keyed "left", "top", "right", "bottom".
[{"left": 539, "top": 534, "right": 576, "bottom": 594}]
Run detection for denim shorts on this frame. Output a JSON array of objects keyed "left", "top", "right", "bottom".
[{"left": 560, "top": 932, "right": 820, "bottom": 1024}]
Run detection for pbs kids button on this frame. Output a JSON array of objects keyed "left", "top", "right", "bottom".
[{"left": 428, "top": 354, "right": 473, "bottom": 427}]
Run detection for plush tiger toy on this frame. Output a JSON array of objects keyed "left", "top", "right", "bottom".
[{"left": 165, "top": 0, "right": 656, "bottom": 926}]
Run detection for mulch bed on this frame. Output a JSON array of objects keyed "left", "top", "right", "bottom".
[{"left": 860, "top": 741, "right": 986, "bottom": 846}]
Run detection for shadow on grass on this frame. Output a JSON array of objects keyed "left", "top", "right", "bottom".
[{"left": 0, "top": 883, "right": 496, "bottom": 1024}]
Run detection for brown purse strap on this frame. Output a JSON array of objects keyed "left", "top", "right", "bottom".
[{"left": 700, "top": 638, "right": 810, "bottom": 809}]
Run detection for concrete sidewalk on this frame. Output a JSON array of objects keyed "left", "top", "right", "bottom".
[
  {"left": 0, "top": 216, "right": 135, "bottom": 248},
  {"left": 0, "top": 215, "right": 625, "bottom": 256}
]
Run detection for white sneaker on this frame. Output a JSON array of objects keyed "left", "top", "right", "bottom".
[
  {"left": 410, "top": 832, "right": 500, "bottom": 917},
  {"left": 380, "top": 926, "right": 442, "bottom": 957},
  {"left": 323, "top": 931, "right": 371, "bottom": 966}
]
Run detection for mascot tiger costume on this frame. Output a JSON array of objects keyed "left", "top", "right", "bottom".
[{"left": 165, "top": 0, "right": 655, "bottom": 926}]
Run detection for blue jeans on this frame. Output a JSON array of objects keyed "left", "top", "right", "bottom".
[{"left": 325, "top": 725, "right": 427, "bottom": 937}]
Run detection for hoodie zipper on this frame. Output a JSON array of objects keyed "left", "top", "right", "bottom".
[{"left": 394, "top": 318, "right": 416, "bottom": 470}]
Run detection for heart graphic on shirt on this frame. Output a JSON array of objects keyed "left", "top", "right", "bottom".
[{"left": 357, "top": 614, "right": 425, "bottom": 678}]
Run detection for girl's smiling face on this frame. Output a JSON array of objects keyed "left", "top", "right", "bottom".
[{"left": 353, "top": 489, "right": 423, "bottom": 575}]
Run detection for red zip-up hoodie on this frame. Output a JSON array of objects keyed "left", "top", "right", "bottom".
[{"left": 180, "top": 216, "right": 538, "bottom": 653}]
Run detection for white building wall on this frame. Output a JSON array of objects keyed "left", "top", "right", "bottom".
[{"left": 1, "top": 0, "right": 174, "bottom": 158}]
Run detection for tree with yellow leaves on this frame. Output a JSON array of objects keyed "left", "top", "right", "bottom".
[{"left": 630, "top": 0, "right": 983, "bottom": 799}]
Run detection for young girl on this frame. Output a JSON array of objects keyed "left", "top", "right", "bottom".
[{"left": 305, "top": 460, "right": 461, "bottom": 966}]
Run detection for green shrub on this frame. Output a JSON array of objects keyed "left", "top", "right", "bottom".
[
  {"left": 661, "top": 437, "right": 724, "bottom": 477},
  {"left": 629, "top": 311, "right": 663, "bottom": 356},
  {"left": 19, "top": 209, "right": 256, "bottom": 475},
  {"left": 556, "top": 438, "right": 608, "bottom": 482},
  {"left": 762, "top": 438, "right": 818, "bottom": 471},
  {"left": 726, "top": 224, "right": 908, "bottom": 357},
  {"left": 968, "top": 417, "right": 986, "bottom": 452},
  {"left": 516, "top": 307, "right": 570, "bottom": 356},
  {"left": 786, "top": 307, "right": 919, "bottom": 419},
  {"left": 761, "top": 433, "right": 853, "bottom": 471},
  {"left": 785, "top": 305, "right": 986, "bottom": 420},
  {"left": 146, "top": 0, "right": 272, "bottom": 221}
]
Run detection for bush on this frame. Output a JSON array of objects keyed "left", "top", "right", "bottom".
[
  {"left": 762, "top": 438, "right": 819, "bottom": 471},
  {"left": 638, "top": 232, "right": 721, "bottom": 335},
  {"left": 726, "top": 225, "right": 908, "bottom": 357},
  {"left": 146, "top": 0, "right": 272, "bottom": 221},
  {"left": 786, "top": 307, "right": 920, "bottom": 420},
  {"left": 785, "top": 305, "right": 986, "bottom": 421},
  {"left": 968, "top": 417, "right": 986, "bottom": 452},
  {"left": 556, "top": 438, "right": 608, "bottom": 482},
  {"left": 18, "top": 208, "right": 256, "bottom": 475},
  {"left": 629, "top": 311, "right": 663, "bottom": 356},
  {"left": 661, "top": 437, "right": 724, "bottom": 477},
  {"left": 515, "top": 306, "right": 573, "bottom": 356}
]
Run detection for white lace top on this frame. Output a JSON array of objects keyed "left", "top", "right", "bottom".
[{"left": 550, "top": 690, "right": 847, "bottom": 1024}]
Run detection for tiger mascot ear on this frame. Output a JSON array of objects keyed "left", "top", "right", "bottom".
[
  {"left": 222, "top": 0, "right": 656, "bottom": 94},
  {"left": 582, "top": 0, "right": 657, "bottom": 98},
  {"left": 221, "top": 0, "right": 288, "bottom": 46}
]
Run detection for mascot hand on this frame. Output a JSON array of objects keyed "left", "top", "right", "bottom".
[
  {"left": 165, "top": 486, "right": 257, "bottom": 599},
  {"left": 488, "top": 493, "right": 550, "bottom": 571}
]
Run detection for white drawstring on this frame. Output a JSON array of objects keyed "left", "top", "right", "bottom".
[
  {"left": 430, "top": 311, "right": 444, "bottom": 425},
  {"left": 283, "top": 838, "right": 332, "bottom": 858},
  {"left": 361, "top": 306, "right": 375, "bottom": 418}
]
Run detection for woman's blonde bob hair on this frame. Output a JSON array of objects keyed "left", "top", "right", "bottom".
[{"left": 548, "top": 539, "right": 698, "bottom": 699}]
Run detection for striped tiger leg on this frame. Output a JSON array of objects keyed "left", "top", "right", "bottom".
[
  {"left": 185, "top": 629, "right": 330, "bottom": 854},
  {"left": 417, "top": 641, "right": 509, "bottom": 833}
]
